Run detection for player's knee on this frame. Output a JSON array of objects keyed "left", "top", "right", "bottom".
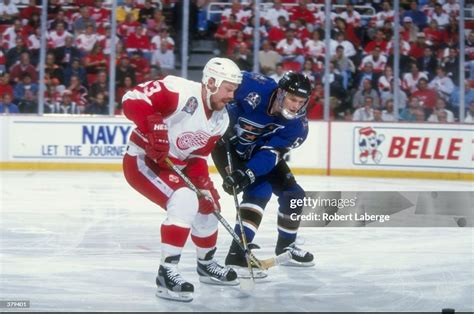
[
  {"left": 191, "top": 213, "right": 218, "bottom": 238},
  {"left": 279, "top": 184, "right": 305, "bottom": 215},
  {"left": 166, "top": 187, "right": 199, "bottom": 226}
]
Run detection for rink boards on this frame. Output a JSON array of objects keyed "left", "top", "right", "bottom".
[{"left": 0, "top": 115, "right": 472, "bottom": 181}]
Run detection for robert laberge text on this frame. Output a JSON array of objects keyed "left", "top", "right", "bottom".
[{"left": 290, "top": 212, "right": 390, "bottom": 223}]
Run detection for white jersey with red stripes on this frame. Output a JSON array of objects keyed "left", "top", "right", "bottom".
[{"left": 123, "top": 75, "right": 229, "bottom": 164}]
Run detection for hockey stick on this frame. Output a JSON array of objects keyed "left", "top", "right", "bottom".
[
  {"left": 164, "top": 157, "right": 290, "bottom": 271},
  {"left": 224, "top": 140, "right": 255, "bottom": 289}
]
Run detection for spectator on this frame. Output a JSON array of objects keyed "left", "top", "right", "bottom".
[
  {"left": 276, "top": 29, "right": 304, "bottom": 65},
  {"left": 288, "top": 0, "right": 315, "bottom": 25},
  {"left": 372, "top": 1, "right": 394, "bottom": 28},
  {"left": 403, "top": 1, "right": 428, "bottom": 30},
  {"left": 378, "top": 66, "right": 394, "bottom": 99},
  {"left": 332, "top": 45, "right": 355, "bottom": 90},
  {"left": 466, "top": 32, "right": 474, "bottom": 80},
  {"left": 116, "top": 75, "right": 134, "bottom": 107},
  {"left": 118, "top": 12, "right": 141, "bottom": 37},
  {"left": 90, "top": 0, "right": 110, "bottom": 27},
  {"left": 243, "top": 15, "right": 269, "bottom": 42},
  {"left": 20, "top": 0, "right": 40, "bottom": 25},
  {"left": 76, "top": 23, "right": 104, "bottom": 54},
  {"left": 360, "top": 46, "right": 387, "bottom": 74},
  {"left": 417, "top": 46, "right": 438, "bottom": 80},
  {"left": 125, "top": 24, "right": 152, "bottom": 60},
  {"left": 304, "top": 30, "right": 325, "bottom": 62},
  {"left": 429, "top": 3, "right": 449, "bottom": 29},
  {"left": 352, "top": 96, "right": 375, "bottom": 121},
  {"left": 0, "top": 72, "right": 13, "bottom": 98},
  {"left": 152, "top": 39, "right": 175, "bottom": 74},
  {"left": 427, "top": 98, "right": 455, "bottom": 123},
  {"left": 423, "top": 19, "right": 446, "bottom": 48},
  {"left": 381, "top": 99, "right": 397, "bottom": 122},
  {"left": 220, "top": 0, "right": 249, "bottom": 24},
  {"left": 138, "top": 0, "right": 156, "bottom": 24},
  {"left": 451, "top": 81, "right": 474, "bottom": 110},
  {"left": 464, "top": 102, "right": 474, "bottom": 123},
  {"left": 66, "top": 74, "right": 89, "bottom": 113},
  {"left": 116, "top": 57, "right": 135, "bottom": 88},
  {"left": 116, "top": 0, "right": 140, "bottom": 23},
  {"left": 44, "top": 52, "right": 64, "bottom": 85},
  {"left": 409, "top": 32, "right": 428, "bottom": 60},
  {"left": 354, "top": 62, "right": 379, "bottom": 91},
  {"left": 0, "top": 93, "right": 18, "bottom": 113},
  {"left": 442, "top": 47, "right": 460, "bottom": 85},
  {"left": 89, "top": 70, "right": 109, "bottom": 103},
  {"left": 49, "top": 9, "right": 72, "bottom": 32},
  {"left": 64, "top": 58, "right": 87, "bottom": 87},
  {"left": 263, "top": 0, "right": 289, "bottom": 27},
  {"left": 146, "top": 9, "right": 167, "bottom": 37},
  {"left": 442, "top": 0, "right": 460, "bottom": 17},
  {"left": 227, "top": 30, "right": 249, "bottom": 57},
  {"left": 0, "top": 0, "right": 19, "bottom": 25},
  {"left": 9, "top": 52, "right": 38, "bottom": 84},
  {"left": 84, "top": 43, "right": 108, "bottom": 81},
  {"left": 130, "top": 50, "right": 151, "bottom": 83},
  {"left": 412, "top": 78, "right": 438, "bottom": 111},
  {"left": 400, "top": 96, "right": 421, "bottom": 121},
  {"left": 330, "top": 32, "right": 357, "bottom": 59},
  {"left": 214, "top": 14, "right": 243, "bottom": 57},
  {"left": 48, "top": 22, "right": 73, "bottom": 49},
  {"left": 73, "top": 6, "right": 97, "bottom": 35},
  {"left": 85, "top": 92, "right": 108, "bottom": 115},
  {"left": 323, "top": 61, "right": 346, "bottom": 100},
  {"left": 414, "top": 107, "right": 427, "bottom": 122},
  {"left": 2, "top": 18, "right": 23, "bottom": 50},
  {"left": 232, "top": 42, "right": 252, "bottom": 72},
  {"left": 402, "top": 63, "right": 428, "bottom": 94},
  {"left": 5, "top": 37, "right": 29, "bottom": 70},
  {"left": 301, "top": 59, "right": 317, "bottom": 85},
  {"left": 26, "top": 27, "right": 41, "bottom": 66},
  {"left": 381, "top": 79, "right": 408, "bottom": 110},
  {"left": 54, "top": 36, "right": 82, "bottom": 69},
  {"left": 340, "top": 3, "right": 361, "bottom": 29},
  {"left": 47, "top": 90, "right": 80, "bottom": 114},
  {"left": 353, "top": 79, "right": 380, "bottom": 109},
  {"left": 267, "top": 15, "right": 287, "bottom": 46},
  {"left": 270, "top": 63, "right": 285, "bottom": 83},
  {"left": 258, "top": 40, "right": 282, "bottom": 75},
  {"left": 372, "top": 108, "right": 383, "bottom": 122},
  {"left": 13, "top": 73, "right": 38, "bottom": 112},
  {"left": 429, "top": 66, "right": 455, "bottom": 102},
  {"left": 364, "top": 30, "right": 388, "bottom": 56},
  {"left": 400, "top": 16, "right": 419, "bottom": 43},
  {"left": 306, "top": 83, "right": 324, "bottom": 120}
]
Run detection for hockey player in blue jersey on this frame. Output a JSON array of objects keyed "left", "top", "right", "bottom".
[{"left": 211, "top": 71, "right": 315, "bottom": 273}]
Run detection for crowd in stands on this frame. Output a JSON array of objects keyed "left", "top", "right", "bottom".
[
  {"left": 0, "top": 0, "right": 472, "bottom": 124},
  {"left": 212, "top": 0, "right": 473, "bottom": 123},
  {"left": 0, "top": 0, "right": 178, "bottom": 115}
]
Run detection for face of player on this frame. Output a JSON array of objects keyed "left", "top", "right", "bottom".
[
  {"left": 210, "top": 81, "right": 239, "bottom": 111},
  {"left": 281, "top": 93, "right": 307, "bottom": 116}
]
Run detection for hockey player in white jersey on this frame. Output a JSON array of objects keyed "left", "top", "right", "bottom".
[{"left": 122, "top": 58, "right": 242, "bottom": 302}]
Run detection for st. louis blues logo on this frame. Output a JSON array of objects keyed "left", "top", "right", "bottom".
[
  {"left": 244, "top": 92, "right": 261, "bottom": 109},
  {"left": 182, "top": 97, "right": 198, "bottom": 114}
]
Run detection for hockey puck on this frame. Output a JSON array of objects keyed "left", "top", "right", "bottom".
[{"left": 441, "top": 308, "right": 455, "bottom": 313}]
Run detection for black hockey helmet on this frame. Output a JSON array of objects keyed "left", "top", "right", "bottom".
[
  {"left": 278, "top": 72, "right": 312, "bottom": 99},
  {"left": 275, "top": 72, "right": 312, "bottom": 119}
]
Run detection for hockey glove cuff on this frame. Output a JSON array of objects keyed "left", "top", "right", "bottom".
[
  {"left": 223, "top": 168, "right": 256, "bottom": 195},
  {"left": 194, "top": 176, "right": 221, "bottom": 215}
]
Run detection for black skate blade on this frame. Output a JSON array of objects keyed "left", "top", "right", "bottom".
[
  {"left": 198, "top": 275, "right": 240, "bottom": 286},
  {"left": 155, "top": 286, "right": 193, "bottom": 302}
]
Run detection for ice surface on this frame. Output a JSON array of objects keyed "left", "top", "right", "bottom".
[{"left": 0, "top": 171, "right": 472, "bottom": 312}]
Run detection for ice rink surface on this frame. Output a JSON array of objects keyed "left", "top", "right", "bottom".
[{"left": 0, "top": 171, "right": 473, "bottom": 312}]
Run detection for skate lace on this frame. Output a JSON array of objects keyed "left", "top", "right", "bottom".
[
  {"left": 166, "top": 267, "right": 186, "bottom": 285},
  {"left": 206, "top": 261, "right": 228, "bottom": 277},
  {"left": 287, "top": 244, "right": 307, "bottom": 258}
]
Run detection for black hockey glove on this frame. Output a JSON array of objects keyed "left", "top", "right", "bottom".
[{"left": 223, "top": 168, "right": 256, "bottom": 195}]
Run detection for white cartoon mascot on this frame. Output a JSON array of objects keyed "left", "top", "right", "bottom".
[{"left": 358, "top": 127, "right": 385, "bottom": 164}]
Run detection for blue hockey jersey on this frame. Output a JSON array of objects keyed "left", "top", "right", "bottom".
[{"left": 227, "top": 71, "right": 309, "bottom": 177}]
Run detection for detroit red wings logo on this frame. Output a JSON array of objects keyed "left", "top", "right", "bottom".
[{"left": 176, "top": 131, "right": 211, "bottom": 150}]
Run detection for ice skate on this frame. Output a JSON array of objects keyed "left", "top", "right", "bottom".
[
  {"left": 225, "top": 241, "right": 267, "bottom": 279},
  {"left": 197, "top": 248, "right": 239, "bottom": 286},
  {"left": 276, "top": 237, "right": 315, "bottom": 267},
  {"left": 155, "top": 256, "right": 194, "bottom": 302}
]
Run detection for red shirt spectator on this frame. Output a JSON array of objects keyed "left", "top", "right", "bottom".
[
  {"left": 288, "top": 1, "right": 315, "bottom": 24},
  {"left": 364, "top": 30, "right": 387, "bottom": 56},
  {"left": 19, "top": 0, "right": 41, "bottom": 21},
  {"left": 0, "top": 73, "right": 14, "bottom": 99},
  {"left": 125, "top": 25, "right": 151, "bottom": 53},
  {"left": 411, "top": 78, "right": 438, "bottom": 109},
  {"left": 267, "top": 16, "right": 287, "bottom": 45}
]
